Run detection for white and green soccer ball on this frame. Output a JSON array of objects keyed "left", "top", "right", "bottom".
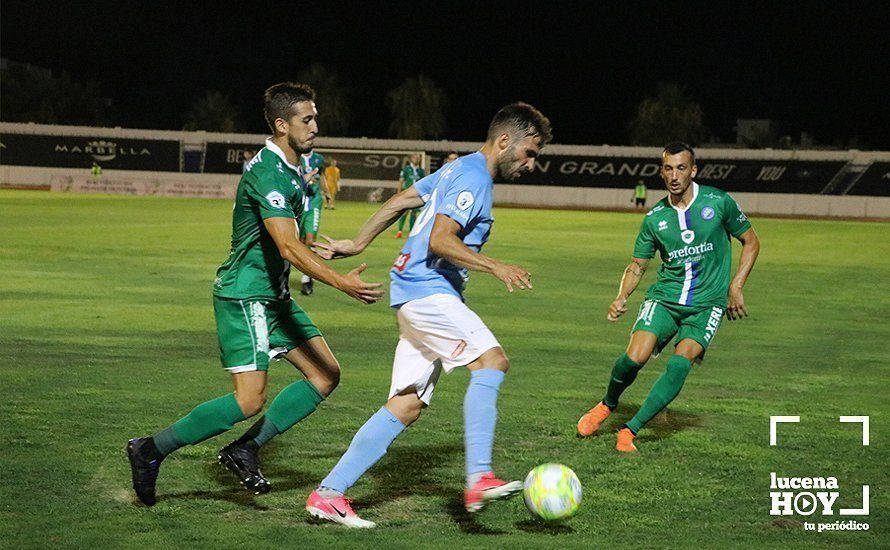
[{"left": 523, "top": 463, "right": 582, "bottom": 521}]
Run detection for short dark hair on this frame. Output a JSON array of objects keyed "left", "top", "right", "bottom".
[
  {"left": 663, "top": 141, "right": 695, "bottom": 162},
  {"left": 263, "top": 82, "right": 316, "bottom": 131},
  {"left": 487, "top": 102, "right": 553, "bottom": 145}
]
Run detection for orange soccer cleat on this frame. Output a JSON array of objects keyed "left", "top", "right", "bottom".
[
  {"left": 616, "top": 427, "right": 638, "bottom": 452},
  {"left": 577, "top": 401, "right": 612, "bottom": 437}
]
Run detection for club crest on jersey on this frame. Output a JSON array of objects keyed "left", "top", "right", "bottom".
[
  {"left": 265, "top": 191, "right": 287, "bottom": 209},
  {"left": 392, "top": 252, "right": 411, "bottom": 272},
  {"left": 456, "top": 191, "right": 474, "bottom": 211},
  {"left": 658, "top": 220, "right": 668, "bottom": 231},
  {"left": 681, "top": 229, "right": 696, "bottom": 244},
  {"left": 701, "top": 206, "right": 715, "bottom": 220}
]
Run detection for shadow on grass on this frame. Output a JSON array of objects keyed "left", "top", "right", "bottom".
[
  {"left": 163, "top": 486, "right": 272, "bottom": 510},
  {"left": 588, "top": 403, "right": 703, "bottom": 444},
  {"left": 160, "top": 440, "right": 513, "bottom": 534},
  {"left": 515, "top": 518, "right": 575, "bottom": 534},
  {"left": 355, "top": 442, "right": 507, "bottom": 535},
  {"left": 160, "top": 450, "right": 316, "bottom": 510}
]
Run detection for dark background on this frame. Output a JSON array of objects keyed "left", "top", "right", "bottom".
[{"left": 2, "top": 1, "right": 888, "bottom": 147}]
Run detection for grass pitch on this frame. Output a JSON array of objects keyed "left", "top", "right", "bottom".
[{"left": 1, "top": 190, "right": 887, "bottom": 548}]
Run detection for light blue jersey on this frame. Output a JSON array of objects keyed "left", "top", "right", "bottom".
[{"left": 390, "top": 152, "right": 493, "bottom": 307}]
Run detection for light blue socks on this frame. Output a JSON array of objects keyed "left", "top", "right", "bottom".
[
  {"left": 320, "top": 406, "right": 406, "bottom": 494},
  {"left": 464, "top": 368, "right": 505, "bottom": 479}
]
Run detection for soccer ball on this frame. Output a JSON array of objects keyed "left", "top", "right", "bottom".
[{"left": 523, "top": 463, "right": 582, "bottom": 521}]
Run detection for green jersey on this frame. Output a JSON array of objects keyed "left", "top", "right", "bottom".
[
  {"left": 400, "top": 163, "right": 425, "bottom": 190},
  {"left": 214, "top": 139, "right": 306, "bottom": 301},
  {"left": 635, "top": 183, "right": 647, "bottom": 199},
  {"left": 633, "top": 183, "right": 751, "bottom": 308},
  {"left": 300, "top": 151, "right": 325, "bottom": 197}
]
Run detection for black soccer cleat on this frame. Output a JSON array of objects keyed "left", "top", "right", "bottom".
[
  {"left": 300, "top": 279, "right": 314, "bottom": 296},
  {"left": 126, "top": 438, "right": 162, "bottom": 506},
  {"left": 218, "top": 442, "right": 271, "bottom": 495}
]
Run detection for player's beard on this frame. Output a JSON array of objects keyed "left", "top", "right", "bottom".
[
  {"left": 496, "top": 147, "right": 523, "bottom": 181},
  {"left": 288, "top": 134, "right": 313, "bottom": 155}
]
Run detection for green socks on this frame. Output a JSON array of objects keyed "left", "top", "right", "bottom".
[
  {"left": 603, "top": 354, "right": 644, "bottom": 409},
  {"left": 626, "top": 355, "right": 692, "bottom": 433},
  {"left": 154, "top": 393, "right": 246, "bottom": 455},
  {"left": 152, "top": 381, "right": 324, "bottom": 456},
  {"left": 238, "top": 380, "right": 324, "bottom": 448}
]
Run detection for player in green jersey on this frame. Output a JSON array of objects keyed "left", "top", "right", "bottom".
[
  {"left": 299, "top": 149, "right": 330, "bottom": 295},
  {"left": 126, "top": 82, "right": 383, "bottom": 506},
  {"left": 394, "top": 153, "right": 425, "bottom": 238},
  {"left": 578, "top": 142, "right": 760, "bottom": 452}
]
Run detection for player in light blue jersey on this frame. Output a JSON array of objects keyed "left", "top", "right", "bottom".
[{"left": 305, "top": 103, "right": 552, "bottom": 527}]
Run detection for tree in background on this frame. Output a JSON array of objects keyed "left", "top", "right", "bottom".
[
  {"left": 628, "top": 83, "right": 709, "bottom": 146},
  {"left": 182, "top": 90, "right": 243, "bottom": 132},
  {"left": 385, "top": 75, "right": 447, "bottom": 139},
  {"left": 0, "top": 63, "right": 116, "bottom": 126},
  {"left": 296, "top": 62, "right": 351, "bottom": 136}
]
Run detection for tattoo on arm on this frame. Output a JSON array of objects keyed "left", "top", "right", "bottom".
[{"left": 626, "top": 262, "right": 646, "bottom": 277}]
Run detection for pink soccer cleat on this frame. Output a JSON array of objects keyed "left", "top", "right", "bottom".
[
  {"left": 306, "top": 490, "right": 376, "bottom": 528},
  {"left": 464, "top": 472, "right": 523, "bottom": 512}
]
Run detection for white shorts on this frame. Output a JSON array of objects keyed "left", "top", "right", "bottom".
[{"left": 388, "top": 293, "right": 500, "bottom": 405}]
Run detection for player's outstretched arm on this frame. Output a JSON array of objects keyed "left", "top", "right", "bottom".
[
  {"left": 727, "top": 227, "right": 760, "bottom": 320},
  {"left": 428, "top": 214, "right": 531, "bottom": 293},
  {"left": 263, "top": 217, "right": 384, "bottom": 304},
  {"left": 607, "top": 258, "right": 650, "bottom": 321},
  {"left": 314, "top": 186, "right": 425, "bottom": 259}
]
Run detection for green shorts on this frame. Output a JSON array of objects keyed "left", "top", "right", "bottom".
[
  {"left": 213, "top": 296, "right": 322, "bottom": 372},
  {"left": 631, "top": 299, "right": 724, "bottom": 355},
  {"left": 300, "top": 193, "right": 324, "bottom": 239}
]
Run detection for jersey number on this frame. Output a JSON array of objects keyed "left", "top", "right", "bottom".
[{"left": 409, "top": 189, "right": 438, "bottom": 237}]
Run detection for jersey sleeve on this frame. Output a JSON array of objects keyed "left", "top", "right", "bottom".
[
  {"left": 436, "top": 173, "right": 484, "bottom": 229},
  {"left": 632, "top": 217, "right": 656, "bottom": 259},
  {"left": 248, "top": 172, "right": 296, "bottom": 219},
  {"left": 412, "top": 173, "right": 437, "bottom": 201},
  {"left": 722, "top": 193, "right": 752, "bottom": 237}
]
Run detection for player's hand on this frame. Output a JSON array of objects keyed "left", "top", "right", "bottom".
[
  {"left": 491, "top": 261, "right": 532, "bottom": 292},
  {"left": 302, "top": 168, "right": 319, "bottom": 183},
  {"left": 338, "top": 263, "right": 384, "bottom": 304},
  {"left": 607, "top": 297, "right": 628, "bottom": 321},
  {"left": 727, "top": 287, "right": 748, "bottom": 320},
  {"left": 313, "top": 234, "right": 362, "bottom": 260}
]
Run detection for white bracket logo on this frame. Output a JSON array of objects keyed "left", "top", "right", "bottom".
[{"left": 769, "top": 415, "right": 869, "bottom": 517}]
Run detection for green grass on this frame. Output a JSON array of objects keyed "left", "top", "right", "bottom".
[{"left": 1, "top": 190, "right": 887, "bottom": 549}]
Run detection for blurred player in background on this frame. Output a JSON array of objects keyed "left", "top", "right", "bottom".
[
  {"left": 324, "top": 158, "right": 340, "bottom": 210},
  {"left": 578, "top": 142, "right": 760, "bottom": 452},
  {"left": 443, "top": 150, "right": 459, "bottom": 165},
  {"left": 299, "top": 148, "right": 331, "bottom": 295},
  {"left": 633, "top": 179, "right": 647, "bottom": 211},
  {"left": 126, "top": 82, "right": 383, "bottom": 507},
  {"left": 394, "top": 153, "right": 425, "bottom": 238},
  {"left": 307, "top": 103, "right": 552, "bottom": 527}
]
